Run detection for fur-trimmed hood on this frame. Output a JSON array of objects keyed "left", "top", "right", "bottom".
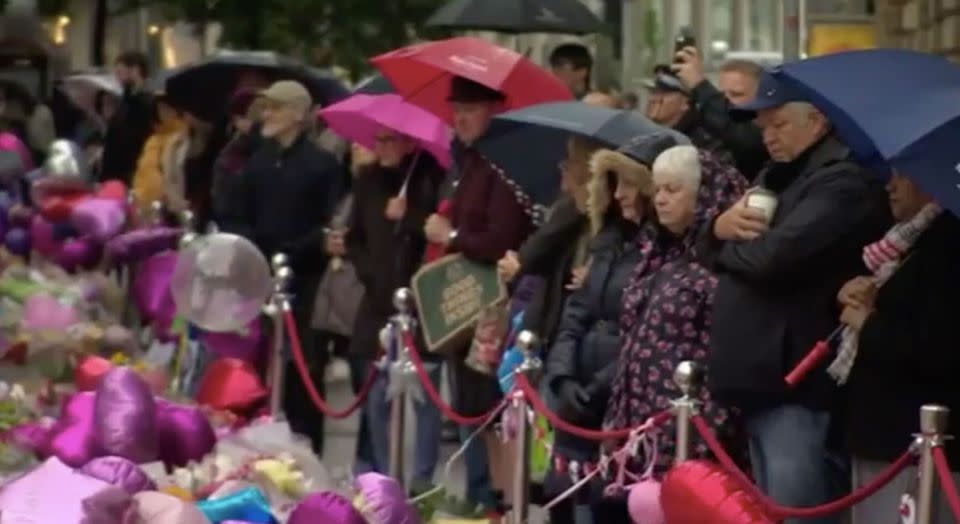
[
  {"left": 586, "top": 149, "right": 653, "bottom": 235},
  {"left": 586, "top": 132, "right": 688, "bottom": 235}
]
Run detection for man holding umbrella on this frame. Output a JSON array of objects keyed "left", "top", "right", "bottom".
[
  {"left": 221, "top": 79, "right": 343, "bottom": 454},
  {"left": 700, "top": 73, "right": 890, "bottom": 524}
]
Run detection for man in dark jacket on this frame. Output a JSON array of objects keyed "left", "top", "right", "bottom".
[
  {"left": 645, "top": 66, "right": 735, "bottom": 166},
  {"left": 221, "top": 80, "right": 342, "bottom": 454},
  {"left": 672, "top": 47, "right": 769, "bottom": 180},
  {"left": 700, "top": 73, "right": 890, "bottom": 524},
  {"left": 101, "top": 51, "right": 154, "bottom": 184}
]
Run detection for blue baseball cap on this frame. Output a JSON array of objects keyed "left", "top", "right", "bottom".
[{"left": 729, "top": 70, "right": 802, "bottom": 121}]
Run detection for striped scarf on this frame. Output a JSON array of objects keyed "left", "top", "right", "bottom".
[{"left": 827, "top": 202, "right": 942, "bottom": 383}]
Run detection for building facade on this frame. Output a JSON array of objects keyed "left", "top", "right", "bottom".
[{"left": 875, "top": 0, "right": 960, "bottom": 61}]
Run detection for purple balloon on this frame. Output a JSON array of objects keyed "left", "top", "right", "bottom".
[
  {"left": 7, "top": 203, "right": 32, "bottom": 228},
  {"left": 4, "top": 420, "right": 52, "bottom": 457},
  {"left": 105, "top": 227, "right": 182, "bottom": 265},
  {"left": 353, "top": 472, "right": 420, "bottom": 524},
  {"left": 4, "top": 226, "right": 29, "bottom": 256},
  {"left": 79, "top": 455, "right": 156, "bottom": 494},
  {"left": 94, "top": 368, "right": 158, "bottom": 463},
  {"left": 30, "top": 214, "right": 58, "bottom": 257},
  {"left": 72, "top": 197, "right": 126, "bottom": 241},
  {"left": 290, "top": 491, "right": 367, "bottom": 524},
  {"left": 200, "top": 319, "right": 263, "bottom": 362},
  {"left": 47, "top": 392, "right": 99, "bottom": 467},
  {"left": 155, "top": 398, "right": 216, "bottom": 468},
  {"left": 56, "top": 236, "right": 102, "bottom": 272}
]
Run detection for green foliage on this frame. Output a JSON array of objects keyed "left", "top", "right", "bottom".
[{"left": 113, "top": 0, "right": 449, "bottom": 79}]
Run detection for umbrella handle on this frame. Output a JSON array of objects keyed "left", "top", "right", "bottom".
[{"left": 397, "top": 149, "right": 423, "bottom": 199}]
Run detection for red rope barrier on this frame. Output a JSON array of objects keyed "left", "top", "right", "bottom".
[
  {"left": 515, "top": 373, "right": 672, "bottom": 442},
  {"left": 283, "top": 310, "right": 377, "bottom": 419},
  {"left": 400, "top": 330, "right": 505, "bottom": 426},
  {"left": 932, "top": 447, "right": 960, "bottom": 522},
  {"left": 691, "top": 415, "right": 915, "bottom": 519}
]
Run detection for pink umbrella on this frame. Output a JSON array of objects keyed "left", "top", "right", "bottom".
[{"left": 317, "top": 93, "right": 452, "bottom": 168}]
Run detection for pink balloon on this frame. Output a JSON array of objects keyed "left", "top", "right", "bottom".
[
  {"left": 21, "top": 292, "right": 80, "bottom": 332},
  {"left": 30, "top": 213, "right": 59, "bottom": 257},
  {"left": 155, "top": 398, "right": 216, "bottom": 468},
  {"left": 628, "top": 479, "right": 665, "bottom": 524},
  {"left": 94, "top": 368, "right": 158, "bottom": 463},
  {"left": 4, "top": 419, "right": 53, "bottom": 457},
  {"left": 71, "top": 197, "right": 127, "bottom": 241},
  {"left": 0, "top": 456, "right": 112, "bottom": 522},
  {"left": 133, "top": 491, "right": 212, "bottom": 524},
  {"left": 47, "top": 392, "right": 100, "bottom": 467},
  {"left": 200, "top": 319, "right": 263, "bottom": 362}
]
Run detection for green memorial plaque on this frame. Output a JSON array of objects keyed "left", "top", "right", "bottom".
[{"left": 411, "top": 254, "right": 506, "bottom": 354}]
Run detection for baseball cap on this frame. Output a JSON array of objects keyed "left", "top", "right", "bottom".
[
  {"left": 259, "top": 80, "right": 313, "bottom": 113},
  {"left": 729, "top": 70, "right": 802, "bottom": 121},
  {"left": 643, "top": 65, "right": 688, "bottom": 94}
]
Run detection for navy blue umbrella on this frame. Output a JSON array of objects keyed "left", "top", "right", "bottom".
[
  {"left": 474, "top": 101, "right": 687, "bottom": 208},
  {"left": 352, "top": 73, "right": 394, "bottom": 95},
  {"left": 772, "top": 49, "right": 960, "bottom": 215}
]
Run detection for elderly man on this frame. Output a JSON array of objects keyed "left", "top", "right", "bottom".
[
  {"left": 222, "top": 80, "right": 343, "bottom": 454},
  {"left": 700, "top": 73, "right": 890, "bottom": 524},
  {"left": 672, "top": 46, "right": 769, "bottom": 179}
]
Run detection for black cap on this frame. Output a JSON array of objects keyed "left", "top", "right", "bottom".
[{"left": 643, "top": 64, "right": 688, "bottom": 94}]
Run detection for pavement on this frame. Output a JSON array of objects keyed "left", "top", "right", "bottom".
[{"left": 320, "top": 358, "right": 549, "bottom": 523}]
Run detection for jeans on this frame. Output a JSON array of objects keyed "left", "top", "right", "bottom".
[
  {"left": 348, "top": 356, "right": 376, "bottom": 475},
  {"left": 459, "top": 423, "right": 498, "bottom": 508},
  {"left": 367, "top": 362, "right": 443, "bottom": 485},
  {"left": 745, "top": 404, "right": 849, "bottom": 524}
]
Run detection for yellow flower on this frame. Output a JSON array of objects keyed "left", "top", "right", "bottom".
[{"left": 109, "top": 352, "right": 129, "bottom": 366}]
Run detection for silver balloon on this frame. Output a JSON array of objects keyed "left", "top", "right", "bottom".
[
  {"left": 31, "top": 139, "right": 91, "bottom": 203},
  {"left": 170, "top": 233, "right": 273, "bottom": 332}
]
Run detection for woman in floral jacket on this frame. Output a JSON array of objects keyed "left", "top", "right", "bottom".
[{"left": 604, "top": 145, "right": 746, "bottom": 471}]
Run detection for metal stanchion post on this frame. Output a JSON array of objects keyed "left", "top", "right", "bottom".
[
  {"left": 671, "top": 361, "right": 703, "bottom": 463},
  {"left": 916, "top": 404, "right": 950, "bottom": 524},
  {"left": 511, "top": 330, "right": 542, "bottom": 524},
  {"left": 388, "top": 288, "right": 414, "bottom": 484},
  {"left": 150, "top": 200, "right": 164, "bottom": 225},
  {"left": 179, "top": 209, "right": 197, "bottom": 248},
  {"left": 264, "top": 253, "right": 292, "bottom": 420}
]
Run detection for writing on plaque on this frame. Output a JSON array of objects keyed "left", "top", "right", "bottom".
[{"left": 411, "top": 254, "right": 505, "bottom": 354}]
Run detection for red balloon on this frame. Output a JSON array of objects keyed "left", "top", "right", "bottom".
[
  {"left": 195, "top": 358, "right": 268, "bottom": 414},
  {"left": 96, "top": 180, "right": 127, "bottom": 201},
  {"left": 661, "top": 461, "right": 775, "bottom": 524},
  {"left": 39, "top": 193, "right": 86, "bottom": 223},
  {"left": 74, "top": 355, "right": 114, "bottom": 391}
]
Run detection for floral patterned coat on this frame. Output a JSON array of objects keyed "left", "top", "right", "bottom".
[{"left": 604, "top": 150, "right": 747, "bottom": 472}]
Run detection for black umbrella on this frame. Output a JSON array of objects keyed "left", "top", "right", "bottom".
[
  {"left": 165, "top": 51, "right": 349, "bottom": 121},
  {"left": 351, "top": 73, "right": 394, "bottom": 95},
  {"left": 425, "top": 0, "right": 604, "bottom": 35}
]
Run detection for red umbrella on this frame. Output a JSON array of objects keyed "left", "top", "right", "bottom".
[{"left": 370, "top": 36, "right": 573, "bottom": 123}]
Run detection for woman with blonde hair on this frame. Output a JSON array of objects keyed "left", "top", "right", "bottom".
[{"left": 131, "top": 93, "right": 186, "bottom": 217}]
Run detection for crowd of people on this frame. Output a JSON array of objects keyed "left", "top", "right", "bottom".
[{"left": 37, "top": 40, "right": 960, "bottom": 524}]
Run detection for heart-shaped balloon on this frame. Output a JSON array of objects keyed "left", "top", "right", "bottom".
[
  {"left": 4, "top": 226, "right": 29, "bottom": 256},
  {"left": 195, "top": 358, "right": 268, "bottom": 414},
  {"left": 660, "top": 461, "right": 775, "bottom": 524},
  {"left": 201, "top": 319, "right": 263, "bottom": 363},
  {"left": 155, "top": 398, "right": 216, "bottom": 468},
  {"left": 47, "top": 391, "right": 100, "bottom": 467},
  {"left": 290, "top": 491, "right": 367, "bottom": 524},
  {"left": 106, "top": 227, "right": 182, "bottom": 265},
  {"left": 21, "top": 292, "right": 80, "bottom": 332},
  {"left": 80, "top": 455, "right": 157, "bottom": 494},
  {"left": 74, "top": 354, "right": 168, "bottom": 395},
  {"left": 96, "top": 180, "right": 128, "bottom": 201},
  {"left": 72, "top": 197, "right": 127, "bottom": 241},
  {"left": 353, "top": 472, "right": 420, "bottom": 524},
  {"left": 132, "top": 250, "right": 178, "bottom": 334},
  {"left": 627, "top": 479, "right": 665, "bottom": 524},
  {"left": 39, "top": 192, "right": 87, "bottom": 223},
  {"left": 0, "top": 456, "right": 113, "bottom": 522},
  {"left": 30, "top": 214, "right": 59, "bottom": 257},
  {"left": 94, "top": 367, "right": 158, "bottom": 463}
]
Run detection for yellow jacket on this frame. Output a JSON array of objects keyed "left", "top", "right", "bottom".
[{"left": 132, "top": 117, "right": 186, "bottom": 214}]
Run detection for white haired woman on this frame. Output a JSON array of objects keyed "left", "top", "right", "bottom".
[{"left": 604, "top": 143, "right": 747, "bottom": 471}]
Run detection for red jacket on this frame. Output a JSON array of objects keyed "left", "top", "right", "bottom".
[{"left": 426, "top": 148, "right": 533, "bottom": 264}]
